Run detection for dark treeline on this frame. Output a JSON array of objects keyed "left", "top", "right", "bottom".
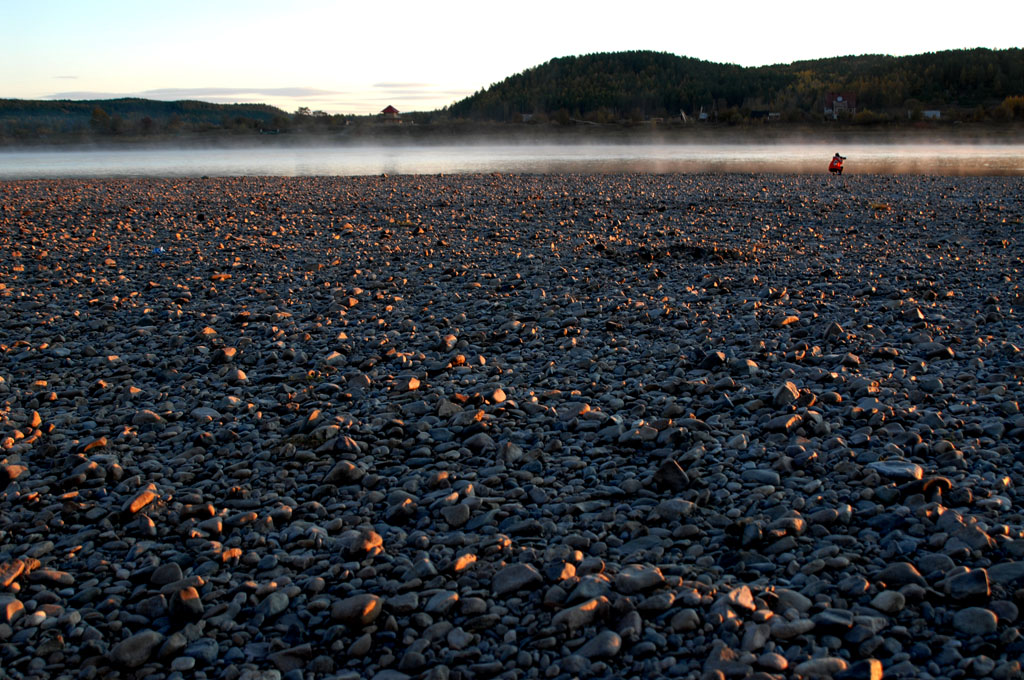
[
  {"left": 0, "top": 99, "right": 356, "bottom": 143},
  {"left": 447, "top": 48, "right": 1024, "bottom": 124}
]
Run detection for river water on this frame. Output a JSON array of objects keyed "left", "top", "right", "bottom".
[{"left": 1, "top": 142, "right": 1023, "bottom": 178}]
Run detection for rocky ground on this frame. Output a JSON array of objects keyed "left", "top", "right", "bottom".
[{"left": 0, "top": 173, "right": 1022, "bottom": 680}]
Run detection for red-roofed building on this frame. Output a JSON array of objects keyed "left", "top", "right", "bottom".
[
  {"left": 380, "top": 105, "right": 401, "bottom": 123},
  {"left": 824, "top": 93, "right": 857, "bottom": 119}
]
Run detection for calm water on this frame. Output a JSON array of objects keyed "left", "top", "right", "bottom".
[{"left": 1, "top": 142, "right": 1023, "bottom": 178}]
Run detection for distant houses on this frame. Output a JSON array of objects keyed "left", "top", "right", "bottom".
[
  {"left": 379, "top": 105, "right": 401, "bottom": 123},
  {"left": 508, "top": 91, "right": 950, "bottom": 126},
  {"left": 685, "top": 105, "right": 779, "bottom": 123},
  {"left": 824, "top": 93, "right": 857, "bottom": 119}
]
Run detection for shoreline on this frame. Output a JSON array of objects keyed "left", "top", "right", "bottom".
[
  {"left": 3, "top": 121, "right": 1024, "bottom": 151},
  {"left": 1, "top": 174, "right": 1022, "bottom": 679},
  {"left": 2, "top": 144, "right": 1023, "bottom": 181}
]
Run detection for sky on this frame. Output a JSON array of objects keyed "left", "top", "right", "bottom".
[{"left": 2, "top": 0, "right": 1021, "bottom": 115}]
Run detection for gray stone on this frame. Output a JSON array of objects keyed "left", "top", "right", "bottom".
[
  {"left": 169, "top": 586, "right": 205, "bottom": 621},
  {"left": 386, "top": 592, "right": 419, "bottom": 615},
  {"left": 185, "top": 637, "right": 220, "bottom": 665},
  {"left": 740, "top": 469, "right": 781, "bottom": 486},
  {"left": 766, "top": 413, "right": 803, "bottom": 434},
  {"left": 948, "top": 568, "right": 990, "bottom": 599},
  {"left": 987, "top": 561, "right": 1024, "bottom": 586},
  {"left": 110, "top": 629, "right": 165, "bottom": 668},
  {"left": 576, "top": 629, "right": 622, "bottom": 659},
  {"left": 446, "top": 627, "right": 475, "bottom": 650},
  {"left": 811, "top": 608, "right": 854, "bottom": 629},
  {"left": 703, "top": 639, "right": 751, "bottom": 677},
  {"left": 773, "top": 381, "right": 800, "bottom": 407},
  {"left": 256, "top": 591, "right": 290, "bottom": 618},
  {"left": 552, "top": 596, "right": 610, "bottom": 632},
  {"left": 870, "top": 590, "right": 905, "bottom": 614},
  {"left": 614, "top": 564, "right": 665, "bottom": 594},
  {"left": 652, "top": 459, "right": 690, "bottom": 491},
  {"left": 324, "top": 460, "right": 365, "bottom": 485},
  {"left": 774, "top": 588, "right": 813, "bottom": 613},
  {"left": 440, "top": 503, "right": 471, "bottom": 528},
  {"left": 771, "top": 618, "right": 814, "bottom": 639},
  {"left": 0, "top": 597, "right": 24, "bottom": 625},
  {"left": 875, "top": 562, "right": 927, "bottom": 587},
  {"left": 952, "top": 607, "right": 998, "bottom": 635},
  {"left": 425, "top": 591, "right": 459, "bottom": 615},
  {"left": 671, "top": 608, "right": 701, "bottom": 632},
  {"left": 741, "top": 622, "right": 771, "bottom": 652},
  {"left": 151, "top": 562, "right": 184, "bottom": 586},
  {"left": 867, "top": 460, "right": 924, "bottom": 481},
  {"left": 653, "top": 498, "right": 696, "bottom": 520},
  {"left": 724, "top": 585, "right": 756, "bottom": 614},
  {"left": 492, "top": 563, "right": 543, "bottom": 597},
  {"left": 757, "top": 652, "right": 788, "bottom": 672},
  {"left": 794, "top": 657, "right": 848, "bottom": 677},
  {"left": 331, "top": 594, "right": 384, "bottom": 626}
]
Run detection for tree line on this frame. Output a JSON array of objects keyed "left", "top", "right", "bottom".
[
  {"left": 445, "top": 48, "right": 1024, "bottom": 124},
  {"left": 0, "top": 99, "right": 357, "bottom": 142}
]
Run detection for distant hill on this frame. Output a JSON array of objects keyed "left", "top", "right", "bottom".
[
  {"left": 0, "top": 98, "right": 291, "bottom": 139},
  {"left": 447, "top": 48, "right": 1024, "bottom": 123}
]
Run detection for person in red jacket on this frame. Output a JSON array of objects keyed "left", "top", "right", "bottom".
[{"left": 829, "top": 153, "right": 846, "bottom": 174}]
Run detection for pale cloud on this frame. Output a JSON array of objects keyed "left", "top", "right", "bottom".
[
  {"left": 143, "top": 87, "right": 342, "bottom": 99},
  {"left": 373, "top": 82, "right": 435, "bottom": 89},
  {"left": 46, "top": 86, "right": 346, "bottom": 100},
  {"left": 370, "top": 82, "right": 474, "bottom": 103},
  {"left": 45, "top": 91, "right": 130, "bottom": 100},
  {"left": 373, "top": 89, "right": 473, "bottom": 100}
]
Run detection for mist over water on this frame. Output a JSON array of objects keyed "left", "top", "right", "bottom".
[{"left": 1, "top": 142, "right": 1022, "bottom": 178}]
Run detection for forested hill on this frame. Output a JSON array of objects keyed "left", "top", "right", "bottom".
[{"left": 447, "top": 48, "right": 1024, "bottom": 123}]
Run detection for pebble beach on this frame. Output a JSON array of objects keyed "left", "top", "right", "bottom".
[{"left": 1, "top": 172, "right": 1023, "bottom": 680}]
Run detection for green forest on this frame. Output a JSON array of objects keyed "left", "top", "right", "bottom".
[
  {"left": 2, "top": 48, "right": 1023, "bottom": 143},
  {"left": 447, "top": 48, "right": 1024, "bottom": 124}
]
